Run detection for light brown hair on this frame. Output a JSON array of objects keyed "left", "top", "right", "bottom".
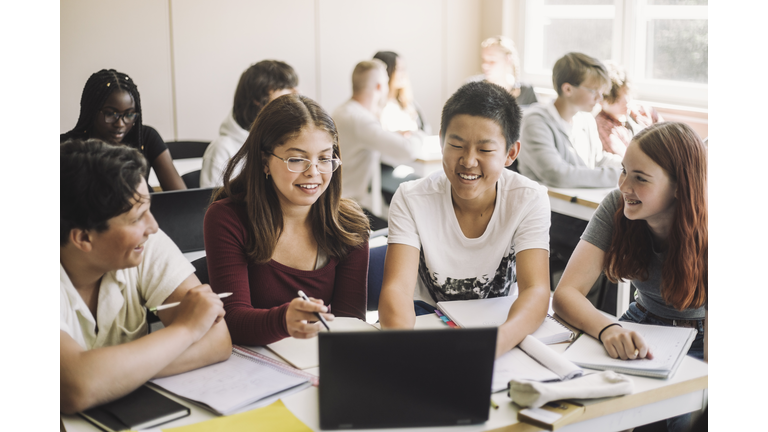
[
  {"left": 214, "top": 94, "right": 370, "bottom": 263},
  {"left": 602, "top": 60, "right": 631, "bottom": 104},
  {"left": 552, "top": 52, "right": 610, "bottom": 96},
  {"left": 481, "top": 36, "right": 522, "bottom": 83}
]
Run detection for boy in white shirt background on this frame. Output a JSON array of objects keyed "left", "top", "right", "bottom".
[
  {"left": 379, "top": 82, "right": 551, "bottom": 358},
  {"left": 60, "top": 139, "right": 231, "bottom": 414}
]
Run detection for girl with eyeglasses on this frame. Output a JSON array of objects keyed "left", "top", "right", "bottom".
[
  {"left": 61, "top": 69, "right": 186, "bottom": 191},
  {"left": 204, "top": 94, "right": 370, "bottom": 345}
]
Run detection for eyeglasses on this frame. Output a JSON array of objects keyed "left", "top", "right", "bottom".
[
  {"left": 101, "top": 109, "right": 139, "bottom": 124},
  {"left": 577, "top": 85, "right": 603, "bottom": 99},
  {"left": 268, "top": 153, "right": 342, "bottom": 173}
]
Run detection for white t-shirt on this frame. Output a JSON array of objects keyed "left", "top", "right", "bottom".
[
  {"left": 387, "top": 169, "right": 551, "bottom": 305},
  {"left": 60, "top": 229, "right": 194, "bottom": 350}
]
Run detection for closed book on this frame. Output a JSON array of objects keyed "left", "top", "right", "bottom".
[{"left": 79, "top": 385, "right": 189, "bottom": 432}]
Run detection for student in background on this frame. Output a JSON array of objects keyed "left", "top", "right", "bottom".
[
  {"left": 333, "top": 59, "right": 418, "bottom": 217},
  {"left": 517, "top": 52, "right": 622, "bottom": 188},
  {"left": 470, "top": 36, "right": 537, "bottom": 107},
  {"left": 201, "top": 60, "right": 299, "bottom": 188},
  {"left": 378, "top": 82, "right": 551, "bottom": 358},
  {"left": 61, "top": 69, "right": 186, "bottom": 191},
  {"left": 552, "top": 122, "right": 707, "bottom": 432},
  {"left": 373, "top": 51, "right": 430, "bottom": 134},
  {"left": 517, "top": 53, "right": 623, "bottom": 302},
  {"left": 60, "top": 139, "right": 231, "bottom": 414},
  {"left": 204, "top": 94, "right": 370, "bottom": 347},
  {"left": 596, "top": 61, "right": 663, "bottom": 157}
]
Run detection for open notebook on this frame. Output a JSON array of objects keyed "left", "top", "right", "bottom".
[
  {"left": 492, "top": 335, "right": 583, "bottom": 392},
  {"left": 150, "top": 346, "right": 313, "bottom": 415},
  {"left": 436, "top": 296, "right": 575, "bottom": 344},
  {"left": 563, "top": 322, "right": 696, "bottom": 379},
  {"left": 255, "top": 317, "right": 377, "bottom": 370}
]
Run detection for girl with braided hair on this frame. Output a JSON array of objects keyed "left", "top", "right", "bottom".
[{"left": 61, "top": 69, "right": 186, "bottom": 191}]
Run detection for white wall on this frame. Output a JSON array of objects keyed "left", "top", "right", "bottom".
[
  {"left": 61, "top": 0, "right": 486, "bottom": 142},
  {"left": 60, "top": 0, "right": 175, "bottom": 139}
]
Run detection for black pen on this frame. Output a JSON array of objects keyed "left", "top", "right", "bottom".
[{"left": 297, "top": 290, "right": 331, "bottom": 331}]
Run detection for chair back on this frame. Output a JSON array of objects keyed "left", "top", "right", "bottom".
[
  {"left": 191, "top": 256, "right": 209, "bottom": 285},
  {"left": 181, "top": 169, "right": 201, "bottom": 189},
  {"left": 367, "top": 243, "right": 387, "bottom": 311},
  {"left": 150, "top": 188, "right": 216, "bottom": 253},
  {"left": 166, "top": 141, "right": 210, "bottom": 159}
]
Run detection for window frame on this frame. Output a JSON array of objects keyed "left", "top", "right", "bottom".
[{"left": 517, "top": 0, "right": 708, "bottom": 108}]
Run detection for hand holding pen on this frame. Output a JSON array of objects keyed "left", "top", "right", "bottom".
[{"left": 285, "top": 290, "right": 334, "bottom": 339}]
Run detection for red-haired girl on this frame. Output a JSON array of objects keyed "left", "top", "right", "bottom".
[{"left": 553, "top": 122, "right": 707, "bottom": 365}]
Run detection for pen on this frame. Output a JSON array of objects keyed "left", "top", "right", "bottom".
[
  {"left": 149, "top": 292, "right": 232, "bottom": 313},
  {"left": 297, "top": 290, "right": 331, "bottom": 331},
  {"left": 490, "top": 399, "right": 499, "bottom": 410}
]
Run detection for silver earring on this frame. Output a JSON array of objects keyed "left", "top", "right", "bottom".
[{"left": 265, "top": 173, "right": 270, "bottom": 180}]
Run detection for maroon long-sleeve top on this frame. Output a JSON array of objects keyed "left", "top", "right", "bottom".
[{"left": 203, "top": 198, "right": 369, "bottom": 346}]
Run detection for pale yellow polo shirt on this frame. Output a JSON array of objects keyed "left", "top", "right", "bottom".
[{"left": 60, "top": 229, "right": 194, "bottom": 350}]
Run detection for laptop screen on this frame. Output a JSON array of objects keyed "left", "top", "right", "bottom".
[{"left": 318, "top": 328, "right": 497, "bottom": 429}]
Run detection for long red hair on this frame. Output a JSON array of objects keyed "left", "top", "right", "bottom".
[{"left": 603, "top": 122, "right": 707, "bottom": 311}]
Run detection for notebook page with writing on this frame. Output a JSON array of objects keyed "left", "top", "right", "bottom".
[
  {"left": 436, "top": 296, "right": 574, "bottom": 344},
  {"left": 151, "top": 349, "right": 310, "bottom": 415},
  {"left": 263, "top": 317, "right": 377, "bottom": 370},
  {"left": 563, "top": 322, "right": 696, "bottom": 378}
]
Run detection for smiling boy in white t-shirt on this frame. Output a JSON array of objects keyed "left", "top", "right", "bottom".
[{"left": 378, "top": 82, "right": 551, "bottom": 357}]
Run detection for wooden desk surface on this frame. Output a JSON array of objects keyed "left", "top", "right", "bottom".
[{"left": 62, "top": 315, "right": 707, "bottom": 432}]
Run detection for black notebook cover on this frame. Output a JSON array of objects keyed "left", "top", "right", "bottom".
[{"left": 79, "top": 385, "right": 190, "bottom": 432}]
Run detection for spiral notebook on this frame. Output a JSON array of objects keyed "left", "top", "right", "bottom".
[
  {"left": 562, "top": 322, "right": 696, "bottom": 379},
  {"left": 150, "top": 346, "right": 313, "bottom": 415},
  {"left": 436, "top": 296, "right": 575, "bottom": 344}
]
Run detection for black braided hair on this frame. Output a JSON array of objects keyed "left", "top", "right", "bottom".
[{"left": 62, "top": 69, "right": 145, "bottom": 152}]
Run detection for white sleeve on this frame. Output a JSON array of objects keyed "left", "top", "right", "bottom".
[
  {"left": 137, "top": 229, "right": 195, "bottom": 309},
  {"left": 200, "top": 139, "right": 227, "bottom": 188},
  {"left": 512, "top": 186, "right": 552, "bottom": 253},
  {"left": 358, "top": 115, "right": 418, "bottom": 163},
  {"left": 386, "top": 186, "right": 422, "bottom": 250},
  {"left": 60, "top": 289, "right": 74, "bottom": 336},
  {"left": 590, "top": 119, "right": 623, "bottom": 169}
]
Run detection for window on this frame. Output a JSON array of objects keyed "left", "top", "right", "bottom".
[{"left": 520, "top": 0, "right": 708, "bottom": 107}]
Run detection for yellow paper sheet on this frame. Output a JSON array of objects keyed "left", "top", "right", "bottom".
[{"left": 162, "top": 400, "right": 312, "bottom": 432}]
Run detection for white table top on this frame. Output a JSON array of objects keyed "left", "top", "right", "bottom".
[
  {"left": 546, "top": 186, "right": 615, "bottom": 222},
  {"left": 148, "top": 157, "right": 203, "bottom": 189},
  {"left": 61, "top": 315, "right": 707, "bottom": 432}
]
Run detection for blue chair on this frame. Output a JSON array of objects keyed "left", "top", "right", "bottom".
[{"left": 367, "top": 228, "right": 389, "bottom": 311}]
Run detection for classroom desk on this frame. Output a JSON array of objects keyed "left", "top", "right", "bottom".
[
  {"left": 547, "top": 187, "right": 632, "bottom": 318},
  {"left": 61, "top": 315, "right": 707, "bottom": 432},
  {"left": 148, "top": 157, "right": 203, "bottom": 189},
  {"left": 380, "top": 134, "right": 443, "bottom": 180}
]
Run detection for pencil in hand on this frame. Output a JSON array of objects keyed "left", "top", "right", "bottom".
[{"left": 149, "top": 292, "right": 233, "bottom": 313}]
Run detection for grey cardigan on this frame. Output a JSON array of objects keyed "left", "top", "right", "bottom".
[{"left": 518, "top": 102, "right": 622, "bottom": 188}]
